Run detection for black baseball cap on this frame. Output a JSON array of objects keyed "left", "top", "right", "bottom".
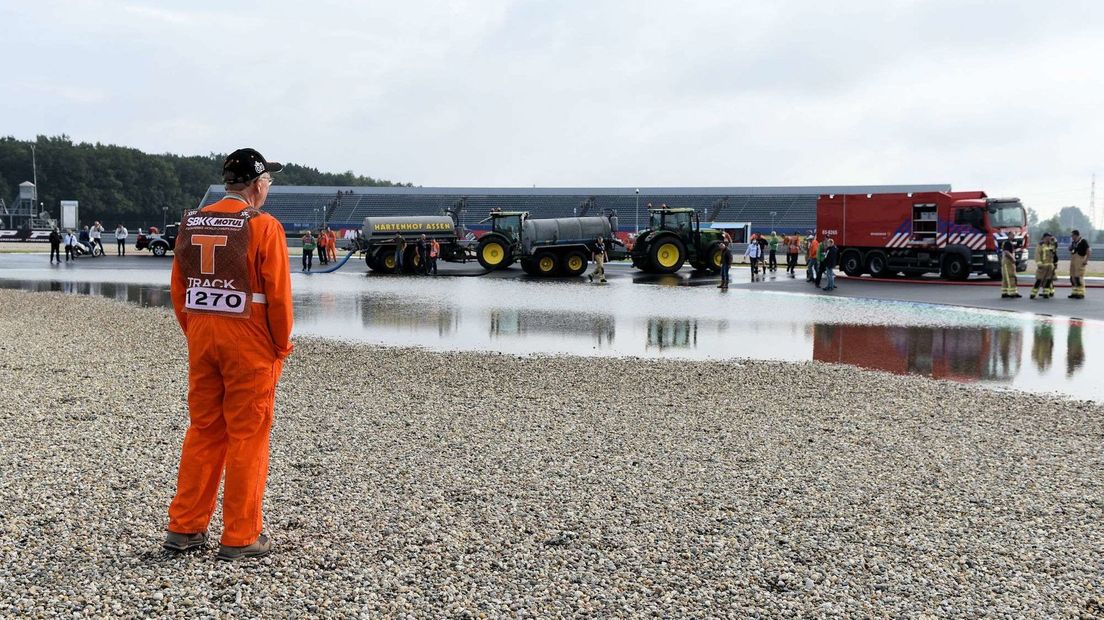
[{"left": 222, "top": 148, "right": 284, "bottom": 184}]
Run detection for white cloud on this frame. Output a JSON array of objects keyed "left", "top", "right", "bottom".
[{"left": 1, "top": 0, "right": 1102, "bottom": 218}]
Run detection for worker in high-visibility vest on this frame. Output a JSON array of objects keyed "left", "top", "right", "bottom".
[
  {"left": 805, "top": 235, "right": 820, "bottom": 283},
  {"left": 428, "top": 238, "right": 440, "bottom": 275},
  {"left": 164, "top": 148, "right": 293, "bottom": 561},
  {"left": 1030, "top": 233, "right": 1056, "bottom": 299},
  {"left": 785, "top": 235, "right": 800, "bottom": 277},
  {"left": 1000, "top": 238, "right": 1021, "bottom": 298},
  {"left": 325, "top": 227, "right": 338, "bottom": 262}
]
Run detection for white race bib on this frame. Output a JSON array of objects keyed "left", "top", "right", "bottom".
[{"left": 184, "top": 287, "right": 247, "bottom": 314}]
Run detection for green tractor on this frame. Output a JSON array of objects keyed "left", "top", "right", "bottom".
[
  {"left": 475, "top": 211, "right": 524, "bottom": 271},
  {"left": 630, "top": 208, "right": 727, "bottom": 274}
]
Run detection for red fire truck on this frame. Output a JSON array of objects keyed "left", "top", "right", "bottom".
[{"left": 816, "top": 191, "right": 1028, "bottom": 280}]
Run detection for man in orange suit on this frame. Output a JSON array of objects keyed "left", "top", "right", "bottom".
[{"left": 164, "top": 148, "right": 293, "bottom": 561}]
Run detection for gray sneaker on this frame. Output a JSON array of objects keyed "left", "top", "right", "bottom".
[
  {"left": 217, "top": 534, "right": 272, "bottom": 561},
  {"left": 163, "top": 531, "right": 209, "bottom": 552}
]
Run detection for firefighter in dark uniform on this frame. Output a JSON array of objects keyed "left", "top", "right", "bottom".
[
  {"left": 1068, "top": 229, "right": 1090, "bottom": 299},
  {"left": 588, "top": 237, "right": 607, "bottom": 283}
]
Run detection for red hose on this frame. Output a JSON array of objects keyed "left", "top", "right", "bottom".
[{"left": 838, "top": 275, "right": 1104, "bottom": 288}]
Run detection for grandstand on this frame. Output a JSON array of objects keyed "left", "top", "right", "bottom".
[{"left": 197, "top": 184, "right": 952, "bottom": 234}]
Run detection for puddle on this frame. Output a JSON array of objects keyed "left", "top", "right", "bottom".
[{"left": 1, "top": 272, "right": 1098, "bottom": 402}]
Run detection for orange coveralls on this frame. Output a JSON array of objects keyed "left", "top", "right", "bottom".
[{"left": 167, "top": 198, "right": 294, "bottom": 547}]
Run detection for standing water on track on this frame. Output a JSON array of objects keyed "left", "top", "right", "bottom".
[{"left": 0, "top": 269, "right": 1099, "bottom": 401}]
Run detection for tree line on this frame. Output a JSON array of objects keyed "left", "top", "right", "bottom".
[
  {"left": 1026, "top": 206, "right": 1099, "bottom": 242},
  {"left": 0, "top": 136, "right": 407, "bottom": 228}
]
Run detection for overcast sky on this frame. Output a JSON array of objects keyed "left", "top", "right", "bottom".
[{"left": 2, "top": 0, "right": 1102, "bottom": 219}]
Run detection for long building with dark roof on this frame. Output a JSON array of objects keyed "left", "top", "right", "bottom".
[{"left": 198, "top": 184, "right": 952, "bottom": 234}]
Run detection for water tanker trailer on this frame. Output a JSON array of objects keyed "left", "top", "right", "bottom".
[
  {"left": 475, "top": 211, "right": 625, "bottom": 276},
  {"left": 355, "top": 214, "right": 472, "bottom": 273}
]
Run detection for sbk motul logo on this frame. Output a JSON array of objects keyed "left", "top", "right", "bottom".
[{"left": 186, "top": 216, "right": 245, "bottom": 228}]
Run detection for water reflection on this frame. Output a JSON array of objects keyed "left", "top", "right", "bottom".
[
  {"left": 4, "top": 279, "right": 173, "bottom": 308},
  {"left": 632, "top": 273, "right": 687, "bottom": 287},
  {"left": 360, "top": 295, "right": 459, "bottom": 336},
  {"left": 2, "top": 276, "right": 1100, "bottom": 401},
  {"left": 812, "top": 324, "right": 1022, "bottom": 382},
  {"left": 646, "top": 318, "right": 698, "bottom": 350},
  {"left": 1032, "top": 323, "right": 1054, "bottom": 372},
  {"left": 489, "top": 309, "right": 615, "bottom": 345},
  {"left": 1067, "top": 320, "right": 1085, "bottom": 378}
]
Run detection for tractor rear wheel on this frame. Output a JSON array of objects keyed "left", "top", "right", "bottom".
[
  {"left": 706, "top": 242, "right": 725, "bottom": 274},
  {"left": 562, "top": 250, "right": 588, "bottom": 277},
  {"left": 477, "top": 236, "right": 511, "bottom": 271},
  {"left": 648, "top": 237, "right": 686, "bottom": 274}
]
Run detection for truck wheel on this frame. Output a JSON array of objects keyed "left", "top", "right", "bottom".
[
  {"left": 649, "top": 237, "right": 686, "bottom": 274},
  {"left": 403, "top": 246, "right": 423, "bottom": 273},
  {"left": 534, "top": 251, "right": 559, "bottom": 276},
  {"left": 840, "top": 250, "right": 863, "bottom": 277},
  {"left": 151, "top": 244, "right": 167, "bottom": 257},
  {"left": 941, "top": 254, "right": 970, "bottom": 281},
  {"left": 562, "top": 250, "right": 588, "bottom": 276},
  {"left": 477, "top": 236, "right": 510, "bottom": 270},
  {"left": 373, "top": 251, "right": 397, "bottom": 273},
  {"left": 866, "top": 252, "right": 889, "bottom": 277}
]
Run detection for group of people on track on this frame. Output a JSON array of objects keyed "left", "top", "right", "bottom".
[
  {"left": 300, "top": 226, "right": 338, "bottom": 271},
  {"left": 725, "top": 229, "right": 1092, "bottom": 300},
  {"left": 391, "top": 233, "right": 441, "bottom": 275},
  {"left": 1009, "top": 229, "right": 1091, "bottom": 300},
  {"left": 716, "top": 232, "right": 837, "bottom": 292},
  {"left": 734, "top": 232, "right": 812, "bottom": 280},
  {"left": 46, "top": 221, "right": 122, "bottom": 263}
]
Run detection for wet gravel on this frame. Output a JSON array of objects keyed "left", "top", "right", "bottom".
[{"left": 0, "top": 289, "right": 1102, "bottom": 618}]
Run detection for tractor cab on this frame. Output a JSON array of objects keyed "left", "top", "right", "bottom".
[
  {"left": 485, "top": 211, "right": 527, "bottom": 243},
  {"left": 648, "top": 208, "right": 697, "bottom": 234}
]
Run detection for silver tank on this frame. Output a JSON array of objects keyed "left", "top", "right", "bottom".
[
  {"left": 362, "top": 216, "right": 457, "bottom": 239},
  {"left": 522, "top": 216, "right": 612, "bottom": 251}
]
